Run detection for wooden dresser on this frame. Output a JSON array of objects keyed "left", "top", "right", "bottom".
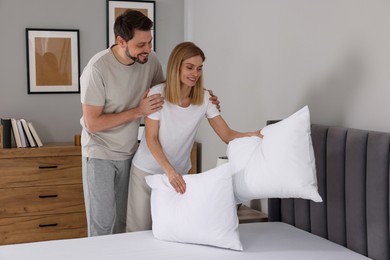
[
  {"left": 0, "top": 144, "right": 87, "bottom": 245},
  {"left": 188, "top": 142, "right": 198, "bottom": 174}
]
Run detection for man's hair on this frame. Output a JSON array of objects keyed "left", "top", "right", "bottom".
[
  {"left": 165, "top": 42, "right": 206, "bottom": 105},
  {"left": 113, "top": 9, "right": 153, "bottom": 42}
]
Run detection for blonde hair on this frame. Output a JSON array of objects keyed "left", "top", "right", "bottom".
[{"left": 165, "top": 42, "right": 205, "bottom": 105}]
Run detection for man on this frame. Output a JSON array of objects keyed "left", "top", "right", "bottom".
[{"left": 80, "top": 10, "right": 219, "bottom": 236}]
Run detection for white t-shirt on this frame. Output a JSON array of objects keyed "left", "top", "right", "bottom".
[
  {"left": 80, "top": 47, "right": 164, "bottom": 160},
  {"left": 133, "top": 83, "right": 220, "bottom": 174}
]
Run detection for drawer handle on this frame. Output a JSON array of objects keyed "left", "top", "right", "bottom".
[
  {"left": 39, "top": 223, "right": 58, "bottom": 228},
  {"left": 38, "top": 165, "right": 58, "bottom": 169},
  {"left": 39, "top": 194, "right": 58, "bottom": 198}
]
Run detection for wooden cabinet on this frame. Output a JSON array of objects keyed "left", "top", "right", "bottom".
[
  {"left": 0, "top": 144, "right": 87, "bottom": 245},
  {"left": 188, "top": 142, "right": 198, "bottom": 174},
  {"left": 237, "top": 205, "right": 268, "bottom": 224}
]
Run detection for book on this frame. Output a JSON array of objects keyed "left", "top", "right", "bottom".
[
  {"left": 1, "top": 118, "right": 12, "bottom": 148},
  {"left": 16, "top": 119, "right": 28, "bottom": 147},
  {"left": 27, "top": 122, "right": 43, "bottom": 147},
  {"left": 11, "top": 118, "right": 22, "bottom": 148},
  {"left": 20, "top": 119, "right": 36, "bottom": 147}
]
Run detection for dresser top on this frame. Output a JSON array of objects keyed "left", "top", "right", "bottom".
[{"left": 0, "top": 143, "right": 81, "bottom": 158}]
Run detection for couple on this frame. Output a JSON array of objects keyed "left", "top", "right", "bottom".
[{"left": 80, "top": 9, "right": 260, "bottom": 237}]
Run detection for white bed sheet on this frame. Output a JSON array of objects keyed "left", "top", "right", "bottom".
[{"left": 0, "top": 222, "right": 370, "bottom": 260}]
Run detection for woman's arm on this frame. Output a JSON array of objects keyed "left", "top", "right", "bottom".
[
  {"left": 208, "top": 115, "right": 263, "bottom": 144},
  {"left": 144, "top": 117, "right": 186, "bottom": 194}
]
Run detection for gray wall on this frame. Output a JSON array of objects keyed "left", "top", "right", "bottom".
[
  {"left": 0, "top": 0, "right": 184, "bottom": 143},
  {"left": 3, "top": 0, "right": 390, "bottom": 175},
  {"left": 185, "top": 0, "right": 390, "bottom": 171}
]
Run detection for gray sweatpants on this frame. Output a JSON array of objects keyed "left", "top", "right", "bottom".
[{"left": 82, "top": 157, "right": 131, "bottom": 236}]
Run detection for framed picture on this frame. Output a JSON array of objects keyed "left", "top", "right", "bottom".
[
  {"left": 26, "top": 28, "right": 80, "bottom": 94},
  {"left": 107, "top": 0, "right": 155, "bottom": 50}
]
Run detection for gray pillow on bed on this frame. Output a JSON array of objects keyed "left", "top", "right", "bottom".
[
  {"left": 145, "top": 163, "right": 243, "bottom": 251},
  {"left": 227, "top": 106, "right": 322, "bottom": 203}
]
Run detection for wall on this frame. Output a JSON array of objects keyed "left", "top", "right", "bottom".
[
  {"left": 2, "top": 0, "right": 390, "bottom": 173},
  {"left": 0, "top": 0, "right": 184, "bottom": 143},
  {"left": 185, "top": 0, "right": 390, "bottom": 172}
]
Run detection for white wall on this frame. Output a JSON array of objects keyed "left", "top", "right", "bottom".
[
  {"left": 185, "top": 0, "right": 390, "bottom": 171},
  {"left": 0, "top": 0, "right": 184, "bottom": 143}
]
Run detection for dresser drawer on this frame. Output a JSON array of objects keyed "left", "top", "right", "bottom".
[
  {"left": 0, "top": 212, "right": 87, "bottom": 245},
  {"left": 0, "top": 156, "right": 81, "bottom": 187},
  {"left": 0, "top": 184, "right": 85, "bottom": 217}
]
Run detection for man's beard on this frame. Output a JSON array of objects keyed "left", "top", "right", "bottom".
[{"left": 125, "top": 47, "right": 148, "bottom": 64}]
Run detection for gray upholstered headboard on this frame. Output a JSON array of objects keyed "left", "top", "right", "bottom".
[{"left": 268, "top": 124, "right": 390, "bottom": 260}]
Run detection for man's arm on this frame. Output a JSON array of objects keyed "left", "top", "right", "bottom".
[{"left": 82, "top": 90, "right": 164, "bottom": 133}]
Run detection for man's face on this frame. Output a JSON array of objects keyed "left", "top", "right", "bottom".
[{"left": 124, "top": 30, "right": 153, "bottom": 64}]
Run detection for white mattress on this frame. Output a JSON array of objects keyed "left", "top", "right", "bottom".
[{"left": 0, "top": 222, "right": 370, "bottom": 260}]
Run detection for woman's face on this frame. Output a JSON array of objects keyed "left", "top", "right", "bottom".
[{"left": 180, "top": 55, "right": 203, "bottom": 88}]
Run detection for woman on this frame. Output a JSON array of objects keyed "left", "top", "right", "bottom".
[{"left": 126, "top": 42, "right": 261, "bottom": 232}]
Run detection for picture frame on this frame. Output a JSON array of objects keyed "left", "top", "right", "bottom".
[
  {"left": 106, "top": 0, "right": 156, "bottom": 50},
  {"left": 26, "top": 28, "right": 80, "bottom": 94}
]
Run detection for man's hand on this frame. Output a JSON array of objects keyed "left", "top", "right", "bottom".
[
  {"left": 206, "top": 89, "right": 221, "bottom": 112},
  {"left": 138, "top": 89, "right": 164, "bottom": 116}
]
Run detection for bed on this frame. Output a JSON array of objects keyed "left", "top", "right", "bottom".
[
  {"left": 268, "top": 124, "right": 389, "bottom": 260},
  {"left": 0, "top": 124, "right": 389, "bottom": 260}
]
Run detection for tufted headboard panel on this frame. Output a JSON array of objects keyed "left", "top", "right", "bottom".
[{"left": 268, "top": 124, "right": 390, "bottom": 260}]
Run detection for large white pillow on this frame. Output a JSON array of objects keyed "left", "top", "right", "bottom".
[
  {"left": 225, "top": 135, "right": 262, "bottom": 174},
  {"left": 145, "top": 163, "right": 243, "bottom": 251},
  {"left": 227, "top": 106, "right": 322, "bottom": 203}
]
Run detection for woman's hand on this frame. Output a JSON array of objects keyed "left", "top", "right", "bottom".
[
  {"left": 252, "top": 129, "right": 263, "bottom": 139},
  {"left": 166, "top": 171, "right": 186, "bottom": 194}
]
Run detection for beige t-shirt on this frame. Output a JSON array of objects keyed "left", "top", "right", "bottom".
[{"left": 80, "top": 47, "right": 164, "bottom": 160}]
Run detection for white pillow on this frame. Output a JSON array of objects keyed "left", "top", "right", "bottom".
[
  {"left": 225, "top": 136, "right": 262, "bottom": 174},
  {"left": 145, "top": 163, "right": 243, "bottom": 251},
  {"left": 227, "top": 106, "right": 322, "bottom": 203}
]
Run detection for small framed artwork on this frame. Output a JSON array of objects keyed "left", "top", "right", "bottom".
[
  {"left": 107, "top": 0, "right": 155, "bottom": 50},
  {"left": 26, "top": 28, "right": 80, "bottom": 94}
]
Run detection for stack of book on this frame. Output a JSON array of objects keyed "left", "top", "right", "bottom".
[{"left": 1, "top": 118, "right": 43, "bottom": 148}]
